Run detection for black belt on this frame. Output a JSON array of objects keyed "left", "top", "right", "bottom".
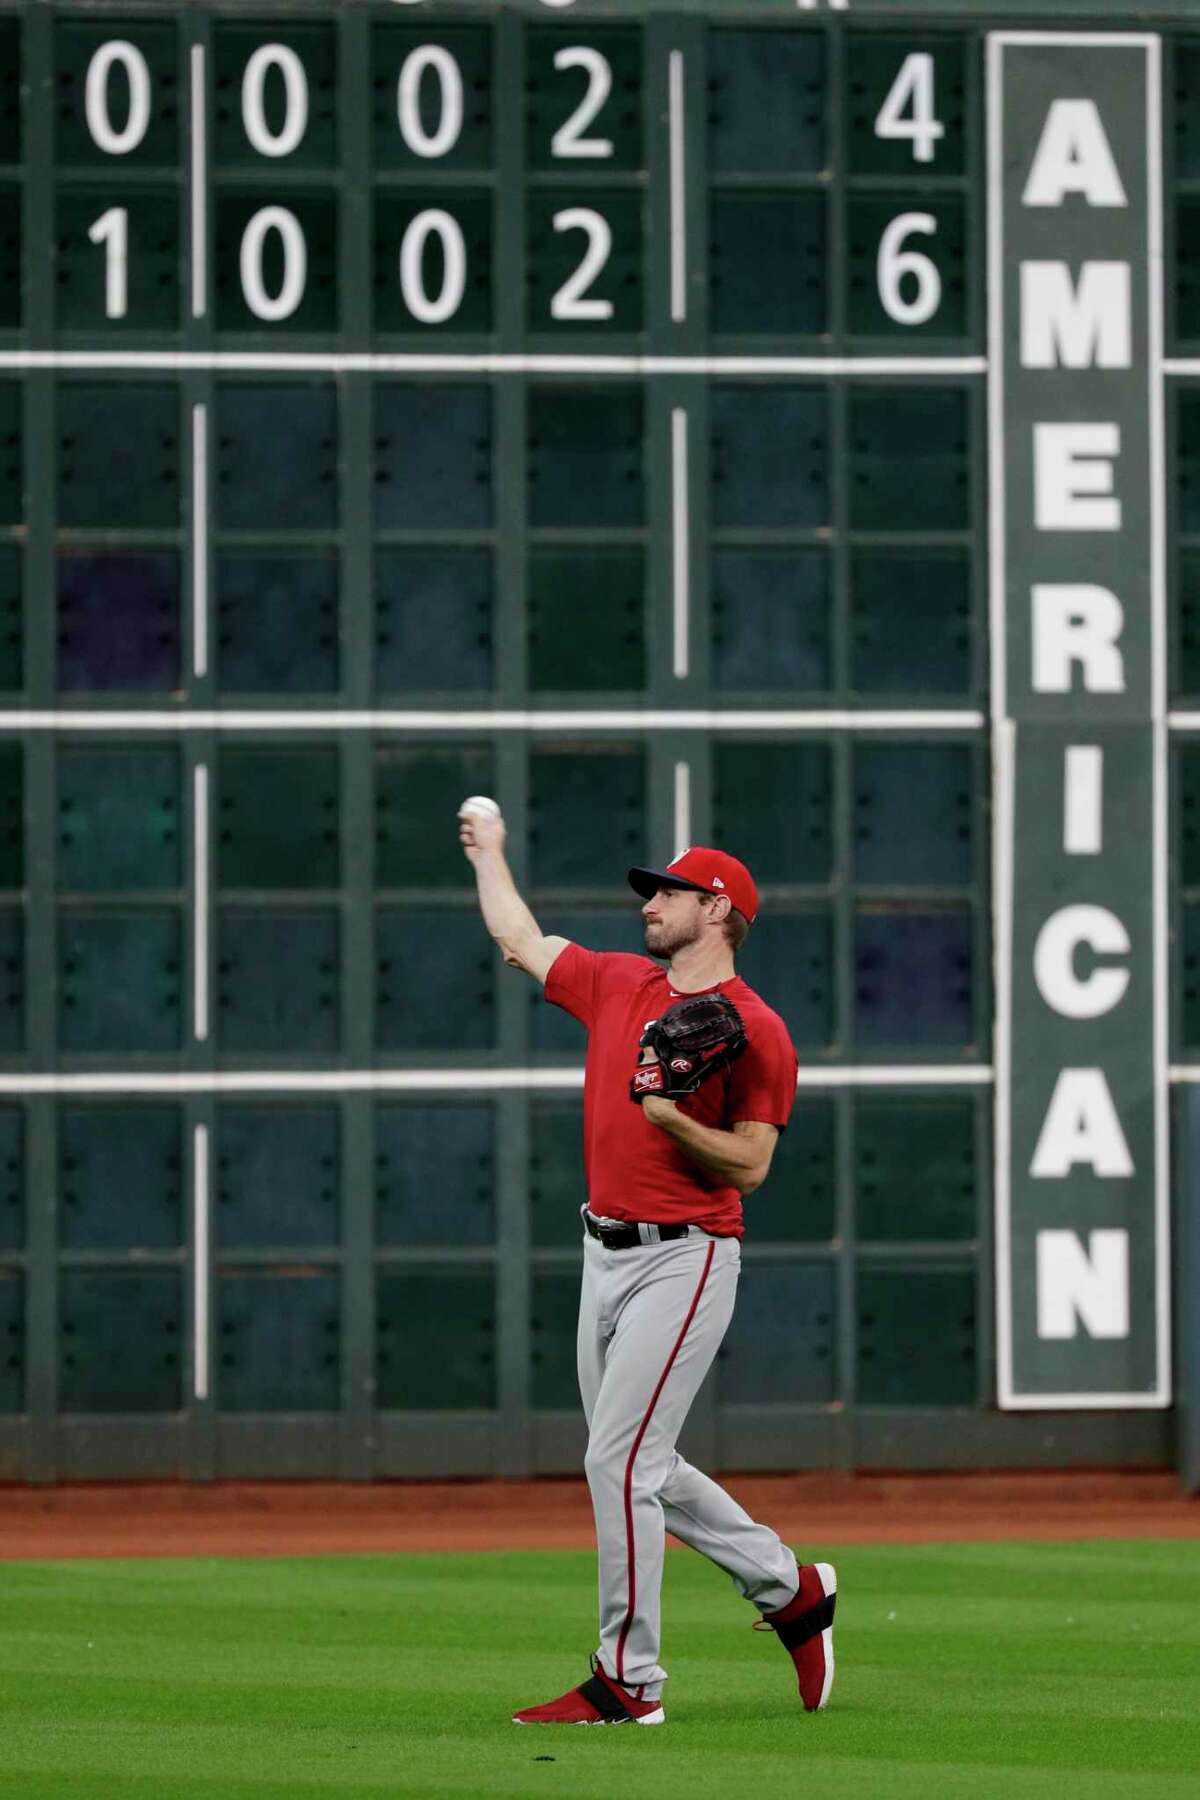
[{"left": 583, "top": 1211, "right": 691, "bottom": 1250}]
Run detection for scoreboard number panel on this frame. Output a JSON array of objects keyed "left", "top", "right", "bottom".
[
  {"left": 844, "top": 33, "right": 973, "bottom": 346},
  {"left": 29, "top": 15, "right": 986, "bottom": 345}
]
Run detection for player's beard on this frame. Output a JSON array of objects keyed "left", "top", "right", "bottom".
[{"left": 643, "top": 918, "right": 701, "bottom": 961}]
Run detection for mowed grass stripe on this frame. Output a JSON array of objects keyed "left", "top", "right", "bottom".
[{"left": 0, "top": 1540, "right": 1196, "bottom": 1798}]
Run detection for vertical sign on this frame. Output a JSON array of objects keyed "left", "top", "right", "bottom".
[{"left": 989, "top": 34, "right": 1169, "bottom": 1406}]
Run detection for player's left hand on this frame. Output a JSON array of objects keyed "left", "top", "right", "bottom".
[
  {"left": 640, "top": 1091, "right": 678, "bottom": 1126},
  {"left": 630, "top": 1045, "right": 676, "bottom": 1124}
]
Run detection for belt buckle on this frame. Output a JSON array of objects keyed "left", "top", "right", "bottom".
[{"left": 589, "top": 1212, "right": 630, "bottom": 1248}]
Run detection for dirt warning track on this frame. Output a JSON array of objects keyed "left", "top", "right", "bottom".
[{"left": 0, "top": 1469, "right": 1196, "bottom": 1560}]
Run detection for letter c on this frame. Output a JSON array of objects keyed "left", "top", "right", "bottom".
[{"left": 1033, "top": 904, "right": 1130, "bottom": 1020}]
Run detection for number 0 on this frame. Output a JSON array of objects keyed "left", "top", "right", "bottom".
[
  {"left": 242, "top": 44, "right": 309, "bottom": 158},
  {"left": 397, "top": 46, "right": 464, "bottom": 159},
  {"left": 399, "top": 210, "right": 467, "bottom": 324},
  {"left": 85, "top": 40, "right": 152, "bottom": 156},
  {"left": 240, "top": 207, "right": 307, "bottom": 322}
]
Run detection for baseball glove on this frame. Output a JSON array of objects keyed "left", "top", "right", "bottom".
[{"left": 629, "top": 993, "right": 747, "bottom": 1102}]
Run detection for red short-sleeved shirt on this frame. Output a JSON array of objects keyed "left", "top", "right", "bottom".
[{"left": 543, "top": 941, "right": 798, "bottom": 1238}]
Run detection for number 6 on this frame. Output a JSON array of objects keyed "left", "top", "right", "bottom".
[{"left": 876, "top": 213, "right": 940, "bottom": 327}]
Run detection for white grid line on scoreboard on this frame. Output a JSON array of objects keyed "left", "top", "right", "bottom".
[
  {"left": 191, "top": 402, "right": 208, "bottom": 680},
  {"left": 0, "top": 709, "right": 986, "bottom": 731},
  {"left": 671, "top": 406, "right": 690, "bottom": 678},
  {"left": 13, "top": 349, "right": 1200, "bottom": 377},
  {"left": 668, "top": 49, "right": 687, "bottom": 326},
  {"left": 673, "top": 757, "right": 690, "bottom": 855},
  {"left": 189, "top": 45, "right": 206, "bottom": 322},
  {"left": 192, "top": 762, "right": 209, "bottom": 1044},
  {"left": 192, "top": 1122, "right": 210, "bottom": 1404},
  {"left": 19, "top": 351, "right": 1200, "bottom": 378},
  {"left": 0, "top": 1064, "right": 1199, "bottom": 1095},
  {"left": 0, "top": 351, "right": 987, "bottom": 376},
  {"left": 0, "top": 1066, "right": 992, "bottom": 1096}
]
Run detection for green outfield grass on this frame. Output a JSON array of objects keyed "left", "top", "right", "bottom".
[{"left": 0, "top": 1539, "right": 1197, "bottom": 1799}]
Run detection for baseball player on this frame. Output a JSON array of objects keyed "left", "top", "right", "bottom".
[{"left": 459, "top": 799, "right": 836, "bottom": 1727}]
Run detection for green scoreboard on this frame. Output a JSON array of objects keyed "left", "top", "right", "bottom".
[{"left": 0, "top": 0, "right": 1197, "bottom": 1485}]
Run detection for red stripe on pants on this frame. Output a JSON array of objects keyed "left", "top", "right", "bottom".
[{"left": 614, "top": 1239, "right": 716, "bottom": 1684}]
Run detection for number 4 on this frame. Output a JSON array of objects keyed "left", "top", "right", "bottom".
[{"left": 874, "top": 53, "right": 944, "bottom": 164}]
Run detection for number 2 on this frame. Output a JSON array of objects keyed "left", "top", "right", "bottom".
[
  {"left": 551, "top": 48, "right": 614, "bottom": 159},
  {"left": 551, "top": 209, "right": 612, "bottom": 321},
  {"left": 874, "top": 53, "right": 944, "bottom": 164}
]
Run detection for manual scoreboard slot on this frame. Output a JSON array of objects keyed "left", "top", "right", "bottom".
[
  {"left": 711, "top": 549, "right": 831, "bottom": 695},
  {"left": 216, "top": 549, "right": 340, "bottom": 697},
  {"left": 374, "top": 547, "right": 493, "bottom": 695},
  {"left": 0, "top": 184, "right": 19, "bottom": 332},
  {"left": 0, "top": 1107, "right": 23, "bottom": 1259},
  {"left": 376, "top": 1102, "right": 494, "bottom": 1249},
  {"left": 212, "top": 24, "right": 338, "bottom": 172}
]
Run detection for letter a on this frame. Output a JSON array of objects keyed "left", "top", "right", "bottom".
[
  {"left": 1023, "top": 100, "right": 1127, "bottom": 208},
  {"left": 1030, "top": 1068, "right": 1134, "bottom": 1178}
]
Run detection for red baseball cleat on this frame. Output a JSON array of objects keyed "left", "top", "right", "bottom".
[
  {"left": 512, "top": 1658, "right": 665, "bottom": 1726},
  {"left": 755, "top": 1561, "right": 837, "bottom": 1712}
]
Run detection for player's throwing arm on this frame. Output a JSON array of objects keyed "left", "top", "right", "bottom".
[{"left": 457, "top": 796, "right": 570, "bottom": 986}]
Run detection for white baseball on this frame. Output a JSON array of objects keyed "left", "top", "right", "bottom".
[{"left": 460, "top": 795, "right": 501, "bottom": 820}]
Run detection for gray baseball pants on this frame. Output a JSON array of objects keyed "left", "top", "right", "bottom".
[{"left": 577, "top": 1222, "right": 799, "bottom": 1700}]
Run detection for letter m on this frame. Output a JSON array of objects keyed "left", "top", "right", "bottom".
[{"left": 1021, "top": 262, "right": 1131, "bottom": 369}]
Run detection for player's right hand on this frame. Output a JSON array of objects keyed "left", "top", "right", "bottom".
[{"left": 458, "top": 804, "right": 506, "bottom": 863}]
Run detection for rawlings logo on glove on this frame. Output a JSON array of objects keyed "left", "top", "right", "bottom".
[{"left": 630, "top": 993, "right": 748, "bottom": 1103}]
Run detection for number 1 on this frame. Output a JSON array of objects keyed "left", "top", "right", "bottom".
[{"left": 88, "top": 206, "right": 128, "bottom": 318}]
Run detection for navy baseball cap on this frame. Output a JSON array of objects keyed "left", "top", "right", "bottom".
[{"left": 628, "top": 846, "right": 759, "bottom": 925}]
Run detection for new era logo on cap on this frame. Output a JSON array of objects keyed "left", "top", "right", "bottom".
[{"left": 628, "top": 846, "right": 759, "bottom": 925}]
